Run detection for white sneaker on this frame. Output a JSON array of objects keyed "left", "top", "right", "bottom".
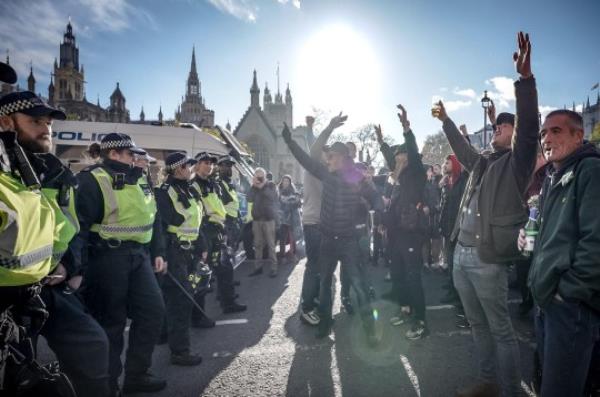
[{"left": 301, "top": 309, "right": 320, "bottom": 326}]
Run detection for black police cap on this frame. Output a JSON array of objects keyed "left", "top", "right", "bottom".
[
  {"left": 0, "top": 91, "right": 66, "bottom": 120},
  {"left": 100, "top": 133, "right": 145, "bottom": 154},
  {"left": 165, "top": 151, "right": 196, "bottom": 170}
]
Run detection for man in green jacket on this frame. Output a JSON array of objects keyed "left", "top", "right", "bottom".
[
  {"left": 519, "top": 109, "right": 600, "bottom": 397},
  {"left": 434, "top": 32, "right": 539, "bottom": 397}
]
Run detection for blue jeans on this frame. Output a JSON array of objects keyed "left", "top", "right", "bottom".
[
  {"left": 453, "top": 243, "right": 521, "bottom": 396},
  {"left": 301, "top": 224, "right": 321, "bottom": 312},
  {"left": 535, "top": 296, "right": 600, "bottom": 397}
]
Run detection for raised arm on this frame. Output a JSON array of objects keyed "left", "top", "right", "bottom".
[
  {"left": 374, "top": 124, "right": 396, "bottom": 171},
  {"left": 511, "top": 32, "right": 540, "bottom": 194},
  {"left": 397, "top": 104, "right": 423, "bottom": 169},
  {"left": 436, "top": 102, "right": 480, "bottom": 172},
  {"left": 309, "top": 112, "right": 347, "bottom": 159},
  {"left": 283, "top": 123, "right": 328, "bottom": 180}
]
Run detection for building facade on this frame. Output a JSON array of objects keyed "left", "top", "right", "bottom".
[{"left": 234, "top": 70, "right": 311, "bottom": 183}]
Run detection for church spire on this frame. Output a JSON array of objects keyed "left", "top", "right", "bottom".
[
  {"left": 5, "top": 49, "right": 9, "bottom": 65},
  {"left": 274, "top": 63, "right": 283, "bottom": 104},
  {"left": 140, "top": 106, "right": 145, "bottom": 122},
  {"left": 263, "top": 82, "right": 272, "bottom": 105},
  {"left": 158, "top": 105, "right": 163, "bottom": 123},
  {"left": 190, "top": 46, "right": 197, "bottom": 77},
  {"left": 285, "top": 83, "right": 292, "bottom": 105},
  {"left": 250, "top": 70, "right": 260, "bottom": 108},
  {"left": 27, "top": 62, "right": 36, "bottom": 92}
]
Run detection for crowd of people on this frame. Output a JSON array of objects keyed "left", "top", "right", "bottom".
[{"left": 0, "top": 31, "right": 598, "bottom": 397}]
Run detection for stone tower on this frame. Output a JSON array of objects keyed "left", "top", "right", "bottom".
[{"left": 54, "top": 20, "right": 84, "bottom": 102}]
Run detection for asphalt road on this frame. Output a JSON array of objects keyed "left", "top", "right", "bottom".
[{"left": 38, "top": 255, "right": 537, "bottom": 397}]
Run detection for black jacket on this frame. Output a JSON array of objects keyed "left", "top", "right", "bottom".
[
  {"left": 380, "top": 130, "right": 427, "bottom": 233},
  {"left": 439, "top": 171, "right": 468, "bottom": 238},
  {"left": 284, "top": 136, "right": 380, "bottom": 238},
  {"left": 443, "top": 77, "right": 539, "bottom": 263}
]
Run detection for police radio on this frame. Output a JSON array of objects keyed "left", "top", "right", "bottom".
[
  {"left": 113, "top": 173, "right": 125, "bottom": 190},
  {"left": 0, "top": 130, "right": 41, "bottom": 190}
]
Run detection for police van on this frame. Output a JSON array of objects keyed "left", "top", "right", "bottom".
[{"left": 51, "top": 120, "right": 255, "bottom": 219}]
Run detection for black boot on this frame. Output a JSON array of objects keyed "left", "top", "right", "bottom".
[
  {"left": 222, "top": 301, "right": 247, "bottom": 314},
  {"left": 122, "top": 372, "right": 167, "bottom": 394},
  {"left": 192, "top": 315, "right": 216, "bottom": 329},
  {"left": 171, "top": 352, "right": 203, "bottom": 366}
]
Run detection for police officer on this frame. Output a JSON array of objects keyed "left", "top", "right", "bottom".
[
  {"left": 77, "top": 133, "right": 167, "bottom": 394},
  {"left": 155, "top": 152, "right": 206, "bottom": 366},
  {"left": 0, "top": 90, "right": 111, "bottom": 396},
  {"left": 217, "top": 155, "right": 242, "bottom": 247},
  {"left": 191, "top": 152, "right": 246, "bottom": 316}
]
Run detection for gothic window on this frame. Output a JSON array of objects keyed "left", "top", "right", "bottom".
[
  {"left": 190, "top": 84, "right": 198, "bottom": 96},
  {"left": 245, "top": 135, "right": 270, "bottom": 170}
]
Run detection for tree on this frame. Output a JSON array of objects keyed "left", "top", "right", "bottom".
[{"left": 421, "top": 130, "right": 453, "bottom": 166}]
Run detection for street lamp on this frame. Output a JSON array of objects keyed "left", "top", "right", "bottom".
[{"left": 481, "top": 90, "right": 492, "bottom": 148}]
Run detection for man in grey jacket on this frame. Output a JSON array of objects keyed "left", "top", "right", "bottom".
[{"left": 434, "top": 32, "right": 539, "bottom": 397}]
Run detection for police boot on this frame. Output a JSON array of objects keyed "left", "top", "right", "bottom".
[
  {"left": 171, "top": 352, "right": 203, "bottom": 366},
  {"left": 122, "top": 372, "right": 167, "bottom": 394},
  {"left": 222, "top": 300, "right": 247, "bottom": 314}
]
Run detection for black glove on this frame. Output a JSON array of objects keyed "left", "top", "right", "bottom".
[{"left": 282, "top": 123, "right": 292, "bottom": 143}]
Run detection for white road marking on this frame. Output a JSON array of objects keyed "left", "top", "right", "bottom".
[
  {"left": 521, "top": 380, "right": 537, "bottom": 397},
  {"left": 215, "top": 319, "right": 248, "bottom": 325},
  {"left": 331, "top": 345, "right": 342, "bottom": 397},
  {"left": 400, "top": 354, "right": 421, "bottom": 397}
]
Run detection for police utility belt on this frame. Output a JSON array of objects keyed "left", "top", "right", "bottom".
[
  {"left": 166, "top": 232, "right": 197, "bottom": 251},
  {"left": 90, "top": 234, "right": 149, "bottom": 250}
]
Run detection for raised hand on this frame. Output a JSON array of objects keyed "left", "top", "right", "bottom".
[
  {"left": 328, "top": 112, "right": 348, "bottom": 130},
  {"left": 487, "top": 99, "right": 496, "bottom": 124},
  {"left": 397, "top": 104, "right": 410, "bottom": 130},
  {"left": 433, "top": 101, "right": 448, "bottom": 122},
  {"left": 282, "top": 122, "right": 292, "bottom": 141},
  {"left": 374, "top": 124, "right": 384, "bottom": 144},
  {"left": 513, "top": 31, "right": 532, "bottom": 79}
]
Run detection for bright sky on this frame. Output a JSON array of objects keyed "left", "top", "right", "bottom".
[{"left": 1, "top": 0, "right": 599, "bottom": 146}]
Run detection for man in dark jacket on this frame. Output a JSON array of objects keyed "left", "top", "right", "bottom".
[
  {"left": 519, "top": 110, "right": 600, "bottom": 397},
  {"left": 375, "top": 105, "right": 428, "bottom": 340},
  {"left": 247, "top": 167, "right": 279, "bottom": 277},
  {"left": 434, "top": 32, "right": 539, "bottom": 397},
  {"left": 282, "top": 124, "right": 379, "bottom": 346}
]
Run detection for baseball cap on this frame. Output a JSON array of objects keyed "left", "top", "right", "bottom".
[
  {"left": 100, "top": 133, "right": 145, "bottom": 155},
  {"left": 0, "top": 91, "right": 66, "bottom": 120},
  {"left": 323, "top": 142, "right": 350, "bottom": 157},
  {"left": 496, "top": 112, "right": 515, "bottom": 126}
]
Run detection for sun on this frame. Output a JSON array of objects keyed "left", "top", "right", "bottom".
[{"left": 293, "top": 24, "right": 381, "bottom": 126}]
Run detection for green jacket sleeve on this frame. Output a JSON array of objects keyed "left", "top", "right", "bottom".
[
  {"left": 558, "top": 161, "right": 600, "bottom": 305},
  {"left": 379, "top": 142, "right": 396, "bottom": 171}
]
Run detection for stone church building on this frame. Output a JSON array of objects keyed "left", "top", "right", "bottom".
[{"left": 234, "top": 70, "right": 312, "bottom": 183}]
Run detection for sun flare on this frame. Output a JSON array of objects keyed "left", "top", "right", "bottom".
[{"left": 294, "top": 24, "right": 381, "bottom": 125}]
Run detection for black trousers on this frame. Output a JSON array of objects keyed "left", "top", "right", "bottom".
[
  {"left": 82, "top": 245, "right": 165, "bottom": 391},
  {"left": 389, "top": 230, "right": 426, "bottom": 322},
  {"left": 40, "top": 285, "right": 110, "bottom": 397},
  {"left": 162, "top": 242, "right": 195, "bottom": 355},
  {"left": 317, "top": 235, "right": 374, "bottom": 330},
  {"left": 241, "top": 222, "right": 255, "bottom": 260},
  {"left": 194, "top": 223, "right": 235, "bottom": 319}
]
